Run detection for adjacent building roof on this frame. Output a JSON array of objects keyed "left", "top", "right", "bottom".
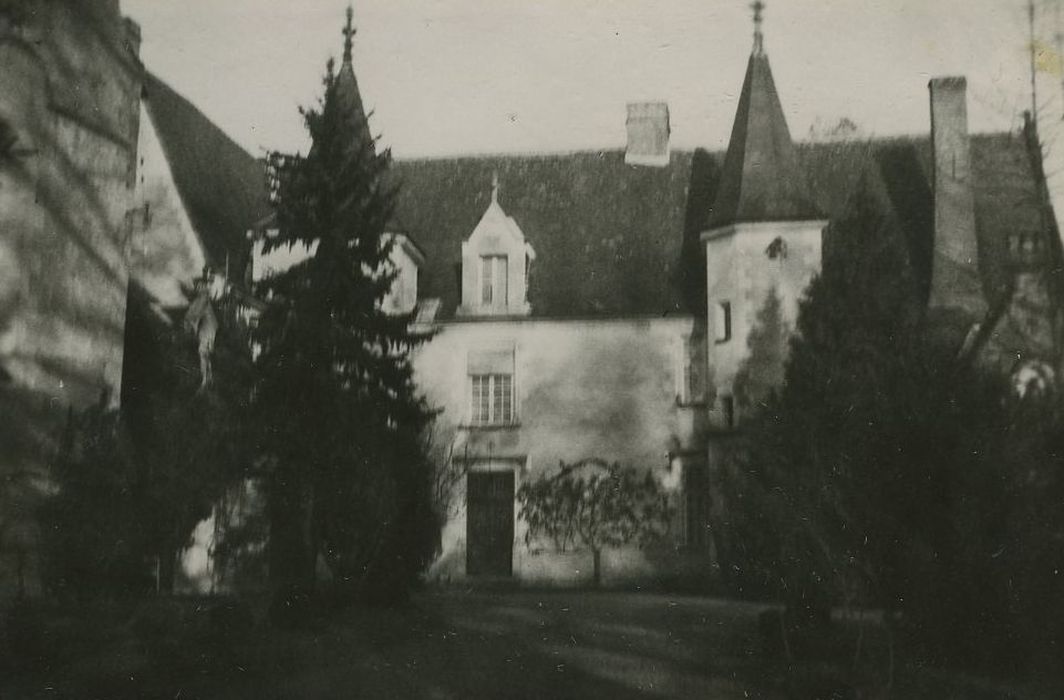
[{"left": 142, "top": 73, "right": 272, "bottom": 277}]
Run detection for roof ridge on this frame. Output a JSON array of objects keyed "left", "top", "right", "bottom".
[
  {"left": 393, "top": 148, "right": 632, "bottom": 162},
  {"left": 388, "top": 130, "right": 1024, "bottom": 164}
]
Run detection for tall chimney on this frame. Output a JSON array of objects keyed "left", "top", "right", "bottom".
[
  {"left": 928, "top": 77, "right": 986, "bottom": 342},
  {"left": 625, "top": 102, "right": 670, "bottom": 167}
]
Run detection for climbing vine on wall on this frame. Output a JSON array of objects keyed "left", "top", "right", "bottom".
[{"left": 517, "top": 458, "right": 672, "bottom": 584}]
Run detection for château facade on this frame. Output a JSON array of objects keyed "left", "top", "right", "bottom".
[{"left": 3, "top": 1, "right": 1062, "bottom": 593}]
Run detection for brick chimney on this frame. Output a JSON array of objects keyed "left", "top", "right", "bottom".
[
  {"left": 928, "top": 77, "right": 986, "bottom": 340},
  {"left": 625, "top": 102, "right": 670, "bottom": 167}
]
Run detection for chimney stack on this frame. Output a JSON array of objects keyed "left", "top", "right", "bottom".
[
  {"left": 625, "top": 102, "right": 670, "bottom": 167},
  {"left": 928, "top": 77, "right": 986, "bottom": 340}
]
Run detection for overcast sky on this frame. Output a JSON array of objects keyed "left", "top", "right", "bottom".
[{"left": 121, "top": 0, "right": 1061, "bottom": 159}]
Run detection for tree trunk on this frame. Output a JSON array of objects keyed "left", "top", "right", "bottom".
[
  {"left": 268, "top": 470, "right": 317, "bottom": 626},
  {"left": 592, "top": 548, "right": 602, "bottom": 587}
]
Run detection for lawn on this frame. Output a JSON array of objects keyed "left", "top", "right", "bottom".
[{"left": 1, "top": 590, "right": 1056, "bottom": 699}]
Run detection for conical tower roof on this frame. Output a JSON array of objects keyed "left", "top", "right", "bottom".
[
  {"left": 707, "top": 3, "right": 821, "bottom": 229},
  {"left": 333, "top": 6, "right": 373, "bottom": 153}
]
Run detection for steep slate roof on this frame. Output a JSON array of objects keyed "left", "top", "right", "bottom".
[
  {"left": 390, "top": 152, "right": 700, "bottom": 319},
  {"left": 390, "top": 132, "right": 1047, "bottom": 320},
  {"left": 143, "top": 73, "right": 271, "bottom": 277},
  {"left": 707, "top": 51, "right": 823, "bottom": 228},
  {"left": 138, "top": 66, "right": 1047, "bottom": 324}
]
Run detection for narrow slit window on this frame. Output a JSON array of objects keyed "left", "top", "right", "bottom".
[{"left": 716, "top": 301, "right": 732, "bottom": 343}]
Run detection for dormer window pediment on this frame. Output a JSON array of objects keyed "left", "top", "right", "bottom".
[
  {"left": 457, "top": 177, "right": 533, "bottom": 317},
  {"left": 382, "top": 232, "right": 425, "bottom": 316}
]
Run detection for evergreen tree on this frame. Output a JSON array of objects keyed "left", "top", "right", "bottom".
[
  {"left": 252, "top": 8, "right": 436, "bottom": 614},
  {"left": 41, "top": 282, "right": 253, "bottom": 598},
  {"left": 734, "top": 287, "right": 788, "bottom": 414},
  {"left": 130, "top": 286, "right": 253, "bottom": 593},
  {"left": 729, "top": 171, "right": 1064, "bottom": 673},
  {"left": 41, "top": 400, "right": 144, "bottom": 598},
  {"left": 728, "top": 174, "right": 983, "bottom": 633}
]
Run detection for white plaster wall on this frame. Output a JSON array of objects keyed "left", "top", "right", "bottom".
[
  {"left": 251, "top": 237, "right": 316, "bottom": 283},
  {"left": 130, "top": 101, "right": 206, "bottom": 307},
  {"left": 251, "top": 231, "right": 417, "bottom": 316},
  {"left": 703, "top": 220, "right": 824, "bottom": 424},
  {"left": 414, "top": 316, "right": 710, "bottom": 584},
  {"left": 381, "top": 244, "right": 420, "bottom": 315}
]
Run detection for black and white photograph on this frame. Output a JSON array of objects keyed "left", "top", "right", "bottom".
[{"left": 2, "top": 0, "right": 1064, "bottom": 697}]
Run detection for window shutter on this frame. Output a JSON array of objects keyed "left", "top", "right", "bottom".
[
  {"left": 481, "top": 256, "right": 494, "bottom": 304},
  {"left": 495, "top": 255, "right": 509, "bottom": 306},
  {"left": 467, "top": 349, "right": 515, "bottom": 375}
]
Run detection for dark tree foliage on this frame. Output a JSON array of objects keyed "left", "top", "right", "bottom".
[
  {"left": 209, "top": 479, "right": 271, "bottom": 593},
  {"left": 131, "top": 292, "right": 254, "bottom": 592},
  {"left": 42, "top": 290, "right": 253, "bottom": 597},
  {"left": 734, "top": 287, "right": 788, "bottom": 414},
  {"left": 724, "top": 177, "right": 927, "bottom": 602},
  {"left": 517, "top": 459, "right": 672, "bottom": 585},
  {"left": 252, "top": 19, "right": 437, "bottom": 612},
  {"left": 40, "top": 401, "right": 145, "bottom": 598},
  {"left": 728, "top": 173, "right": 1064, "bottom": 674},
  {"left": 0, "top": 0, "right": 29, "bottom": 25}
]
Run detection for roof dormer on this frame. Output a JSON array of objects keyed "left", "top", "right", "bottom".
[
  {"left": 381, "top": 232, "right": 426, "bottom": 315},
  {"left": 457, "top": 174, "right": 535, "bottom": 317}
]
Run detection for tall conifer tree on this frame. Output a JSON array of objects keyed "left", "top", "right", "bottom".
[{"left": 252, "top": 7, "right": 436, "bottom": 611}]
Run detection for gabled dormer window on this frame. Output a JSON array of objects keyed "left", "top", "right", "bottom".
[
  {"left": 457, "top": 174, "right": 534, "bottom": 317},
  {"left": 381, "top": 233, "right": 425, "bottom": 316}
]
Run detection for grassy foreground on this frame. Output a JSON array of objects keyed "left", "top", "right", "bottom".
[{"left": 1, "top": 590, "right": 1057, "bottom": 699}]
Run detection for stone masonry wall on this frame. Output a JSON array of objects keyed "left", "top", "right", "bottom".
[{"left": 0, "top": 0, "right": 142, "bottom": 597}]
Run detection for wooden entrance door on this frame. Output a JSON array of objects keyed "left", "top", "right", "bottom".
[{"left": 466, "top": 471, "right": 514, "bottom": 577}]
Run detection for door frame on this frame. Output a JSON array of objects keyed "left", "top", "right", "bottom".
[{"left": 465, "top": 464, "right": 517, "bottom": 578}]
